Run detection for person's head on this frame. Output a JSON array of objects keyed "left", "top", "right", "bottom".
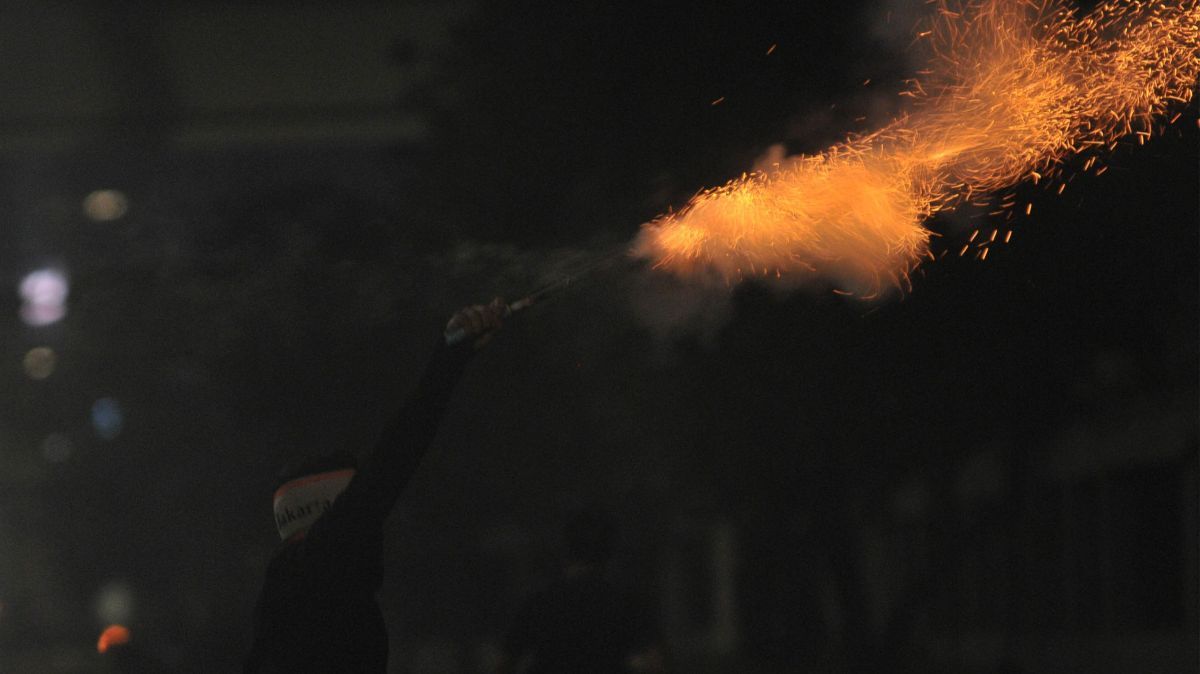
[
  {"left": 563, "top": 507, "right": 617, "bottom": 569},
  {"left": 272, "top": 452, "right": 357, "bottom": 541}
]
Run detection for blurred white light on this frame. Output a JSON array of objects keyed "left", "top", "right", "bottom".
[
  {"left": 82, "top": 189, "right": 128, "bottom": 222},
  {"left": 94, "top": 581, "right": 134, "bottom": 624},
  {"left": 41, "top": 433, "right": 73, "bottom": 463},
  {"left": 18, "top": 268, "right": 68, "bottom": 327},
  {"left": 91, "top": 398, "right": 124, "bottom": 441},
  {"left": 22, "top": 346, "right": 57, "bottom": 380}
]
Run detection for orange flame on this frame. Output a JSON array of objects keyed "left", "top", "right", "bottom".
[{"left": 636, "top": 0, "right": 1199, "bottom": 297}]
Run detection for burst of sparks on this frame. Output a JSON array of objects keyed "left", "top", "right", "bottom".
[{"left": 636, "top": 0, "right": 1200, "bottom": 297}]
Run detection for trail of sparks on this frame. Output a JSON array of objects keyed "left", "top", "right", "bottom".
[{"left": 636, "top": 0, "right": 1200, "bottom": 297}]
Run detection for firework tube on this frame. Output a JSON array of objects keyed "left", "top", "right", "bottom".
[{"left": 443, "top": 248, "right": 628, "bottom": 346}]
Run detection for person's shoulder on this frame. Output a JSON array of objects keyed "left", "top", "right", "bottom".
[
  {"left": 263, "top": 535, "right": 343, "bottom": 583},
  {"left": 259, "top": 541, "right": 306, "bottom": 590}
]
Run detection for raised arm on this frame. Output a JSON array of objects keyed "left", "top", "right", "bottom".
[{"left": 309, "top": 298, "right": 506, "bottom": 544}]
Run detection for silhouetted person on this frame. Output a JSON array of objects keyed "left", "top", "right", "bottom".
[
  {"left": 244, "top": 299, "right": 506, "bottom": 674},
  {"left": 498, "top": 508, "right": 663, "bottom": 674}
]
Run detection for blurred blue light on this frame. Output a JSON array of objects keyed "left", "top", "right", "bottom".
[{"left": 91, "top": 398, "right": 124, "bottom": 441}]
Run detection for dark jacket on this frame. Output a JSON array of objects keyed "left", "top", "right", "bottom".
[{"left": 244, "top": 339, "right": 472, "bottom": 673}]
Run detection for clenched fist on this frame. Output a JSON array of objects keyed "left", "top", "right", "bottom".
[{"left": 445, "top": 297, "right": 507, "bottom": 349}]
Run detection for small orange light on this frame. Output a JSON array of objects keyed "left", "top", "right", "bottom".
[{"left": 97, "top": 624, "right": 131, "bottom": 654}]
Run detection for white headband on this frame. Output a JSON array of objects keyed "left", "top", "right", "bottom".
[{"left": 272, "top": 469, "right": 355, "bottom": 540}]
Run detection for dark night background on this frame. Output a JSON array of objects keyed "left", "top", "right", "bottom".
[{"left": 0, "top": 1, "right": 1195, "bottom": 672}]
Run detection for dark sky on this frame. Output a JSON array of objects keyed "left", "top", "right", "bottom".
[{"left": 0, "top": 2, "right": 1195, "bottom": 672}]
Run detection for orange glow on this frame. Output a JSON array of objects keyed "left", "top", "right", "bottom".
[
  {"left": 97, "top": 624, "right": 131, "bottom": 653},
  {"left": 636, "top": 0, "right": 1199, "bottom": 297}
]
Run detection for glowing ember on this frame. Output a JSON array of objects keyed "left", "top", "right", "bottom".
[{"left": 636, "top": 0, "right": 1199, "bottom": 297}]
